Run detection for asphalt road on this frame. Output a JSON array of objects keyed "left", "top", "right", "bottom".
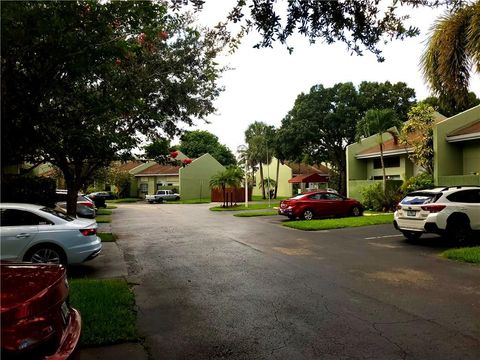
[{"left": 112, "top": 203, "right": 480, "bottom": 360}]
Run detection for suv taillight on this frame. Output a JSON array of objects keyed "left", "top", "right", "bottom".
[
  {"left": 80, "top": 228, "right": 96, "bottom": 236},
  {"left": 81, "top": 202, "right": 94, "bottom": 208},
  {"left": 420, "top": 204, "right": 446, "bottom": 213}
]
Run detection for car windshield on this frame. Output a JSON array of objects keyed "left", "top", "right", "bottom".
[
  {"left": 40, "top": 207, "right": 75, "bottom": 221},
  {"left": 401, "top": 192, "right": 440, "bottom": 205},
  {"left": 290, "top": 194, "right": 306, "bottom": 200}
]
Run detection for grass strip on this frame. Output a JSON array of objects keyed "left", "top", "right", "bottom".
[
  {"left": 96, "top": 216, "right": 112, "bottom": 223},
  {"left": 283, "top": 214, "right": 394, "bottom": 231},
  {"left": 252, "top": 196, "right": 289, "bottom": 202},
  {"left": 106, "top": 205, "right": 117, "bottom": 209},
  {"left": 97, "top": 209, "right": 112, "bottom": 215},
  {"left": 98, "top": 232, "right": 116, "bottom": 242},
  {"left": 234, "top": 210, "right": 278, "bottom": 217},
  {"left": 210, "top": 203, "right": 276, "bottom": 211},
  {"left": 442, "top": 247, "right": 480, "bottom": 264},
  {"left": 163, "top": 198, "right": 211, "bottom": 204},
  {"left": 69, "top": 279, "right": 139, "bottom": 346},
  {"left": 106, "top": 198, "right": 141, "bottom": 203}
]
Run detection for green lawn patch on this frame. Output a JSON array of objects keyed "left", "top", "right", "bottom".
[
  {"left": 283, "top": 214, "right": 394, "bottom": 231},
  {"left": 97, "top": 209, "right": 112, "bottom": 215},
  {"left": 70, "top": 278, "right": 139, "bottom": 346},
  {"left": 442, "top": 247, "right": 480, "bottom": 264},
  {"left": 252, "top": 196, "right": 289, "bottom": 202},
  {"left": 106, "top": 205, "right": 117, "bottom": 209},
  {"left": 210, "top": 203, "right": 276, "bottom": 211},
  {"left": 164, "top": 198, "right": 211, "bottom": 204},
  {"left": 98, "top": 232, "right": 116, "bottom": 242},
  {"left": 107, "top": 198, "right": 141, "bottom": 203},
  {"left": 96, "top": 216, "right": 112, "bottom": 223},
  {"left": 234, "top": 210, "right": 278, "bottom": 217}
]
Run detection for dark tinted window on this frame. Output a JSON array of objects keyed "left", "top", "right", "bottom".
[
  {"left": 447, "top": 190, "right": 480, "bottom": 203},
  {"left": 0, "top": 209, "right": 52, "bottom": 226},
  {"left": 325, "top": 193, "right": 343, "bottom": 200},
  {"left": 40, "top": 207, "right": 74, "bottom": 221},
  {"left": 309, "top": 194, "right": 323, "bottom": 200},
  {"left": 374, "top": 157, "right": 400, "bottom": 169}
]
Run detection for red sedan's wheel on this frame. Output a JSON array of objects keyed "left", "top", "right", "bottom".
[
  {"left": 351, "top": 206, "right": 362, "bottom": 217},
  {"left": 302, "top": 209, "right": 314, "bottom": 220}
]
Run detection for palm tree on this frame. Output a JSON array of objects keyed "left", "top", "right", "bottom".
[
  {"left": 245, "top": 121, "right": 275, "bottom": 199},
  {"left": 356, "top": 109, "right": 401, "bottom": 195},
  {"left": 421, "top": 1, "right": 480, "bottom": 108},
  {"left": 209, "top": 166, "right": 244, "bottom": 207}
]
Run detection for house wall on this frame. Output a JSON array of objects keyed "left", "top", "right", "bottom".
[
  {"left": 365, "top": 156, "right": 412, "bottom": 180},
  {"left": 252, "top": 157, "right": 293, "bottom": 198},
  {"left": 434, "top": 105, "right": 480, "bottom": 185},
  {"left": 463, "top": 140, "right": 480, "bottom": 175},
  {"left": 348, "top": 179, "right": 403, "bottom": 202},
  {"left": 179, "top": 153, "right": 225, "bottom": 200}
]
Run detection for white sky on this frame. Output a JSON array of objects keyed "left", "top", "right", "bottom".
[{"left": 177, "top": 1, "right": 480, "bottom": 153}]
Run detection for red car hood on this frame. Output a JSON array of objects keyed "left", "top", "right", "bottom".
[{"left": 1, "top": 263, "right": 67, "bottom": 322}]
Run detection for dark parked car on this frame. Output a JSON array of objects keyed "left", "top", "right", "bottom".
[
  {"left": 1, "top": 262, "right": 81, "bottom": 359},
  {"left": 87, "top": 191, "right": 116, "bottom": 208},
  {"left": 278, "top": 191, "right": 363, "bottom": 220}
]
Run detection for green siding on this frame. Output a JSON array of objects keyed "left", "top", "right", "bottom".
[
  {"left": 179, "top": 154, "right": 225, "bottom": 200},
  {"left": 434, "top": 105, "right": 480, "bottom": 185},
  {"left": 438, "top": 175, "right": 480, "bottom": 186},
  {"left": 252, "top": 157, "right": 293, "bottom": 198},
  {"left": 463, "top": 140, "right": 480, "bottom": 175}
]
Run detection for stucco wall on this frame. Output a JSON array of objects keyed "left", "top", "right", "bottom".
[
  {"left": 463, "top": 140, "right": 480, "bottom": 175},
  {"left": 434, "top": 105, "right": 480, "bottom": 184},
  {"left": 252, "top": 157, "right": 293, "bottom": 198},
  {"left": 179, "top": 153, "right": 225, "bottom": 200},
  {"left": 365, "top": 156, "right": 412, "bottom": 180}
]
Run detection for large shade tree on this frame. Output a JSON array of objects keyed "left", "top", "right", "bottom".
[
  {"left": 277, "top": 82, "right": 416, "bottom": 195},
  {"left": 178, "top": 130, "right": 236, "bottom": 166},
  {"left": 422, "top": 1, "right": 480, "bottom": 109},
  {"left": 1, "top": 1, "right": 224, "bottom": 215},
  {"left": 174, "top": 1, "right": 460, "bottom": 61}
]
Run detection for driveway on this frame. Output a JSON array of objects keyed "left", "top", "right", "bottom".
[{"left": 112, "top": 203, "right": 480, "bottom": 359}]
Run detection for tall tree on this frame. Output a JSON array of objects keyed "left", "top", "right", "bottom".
[
  {"left": 144, "top": 137, "right": 174, "bottom": 164},
  {"left": 209, "top": 165, "right": 244, "bottom": 207},
  {"left": 277, "top": 82, "right": 416, "bottom": 195},
  {"left": 422, "top": 92, "right": 480, "bottom": 117},
  {"left": 245, "top": 122, "right": 275, "bottom": 199},
  {"left": 178, "top": 130, "right": 236, "bottom": 166},
  {"left": 173, "top": 1, "right": 458, "bottom": 61},
  {"left": 356, "top": 109, "right": 402, "bottom": 195},
  {"left": 1, "top": 1, "right": 224, "bottom": 215},
  {"left": 421, "top": 1, "right": 480, "bottom": 108}
]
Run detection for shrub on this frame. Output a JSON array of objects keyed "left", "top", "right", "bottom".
[
  {"left": 361, "top": 182, "right": 401, "bottom": 212},
  {"left": 401, "top": 172, "right": 434, "bottom": 194}
]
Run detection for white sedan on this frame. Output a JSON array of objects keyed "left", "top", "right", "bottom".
[{"left": 0, "top": 203, "right": 102, "bottom": 265}]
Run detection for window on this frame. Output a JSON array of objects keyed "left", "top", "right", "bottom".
[
  {"left": 447, "top": 190, "right": 480, "bottom": 204},
  {"left": 139, "top": 183, "right": 148, "bottom": 193},
  {"left": 1, "top": 209, "right": 51, "bottom": 226},
  {"left": 325, "top": 193, "right": 343, "bottom": 200},
  {"left": 373, "top": 157, "right": 400, "bottom": 169}
]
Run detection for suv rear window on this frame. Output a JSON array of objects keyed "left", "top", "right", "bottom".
[{"left": 401, "top": 192, "right": 441, "bottom": 205}]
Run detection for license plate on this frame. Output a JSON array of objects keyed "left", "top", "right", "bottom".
[
  {"left": 407, "top": 210, "right": 416, "bottom": 217},
  {"left": 61, "top": 302, "right": 70, "bottom": 326}
]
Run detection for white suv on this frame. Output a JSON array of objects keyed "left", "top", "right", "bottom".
[{"left": 393, "top": 186, "right": 480, "bottom": 244}]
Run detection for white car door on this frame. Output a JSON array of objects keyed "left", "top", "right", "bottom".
[{"left": 0, "top": 209, "right": 40, "bottom": 261}]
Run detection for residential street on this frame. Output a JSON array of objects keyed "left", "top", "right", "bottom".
[{"left": 112, "top": 203, "right": 480, "bottom": 360}]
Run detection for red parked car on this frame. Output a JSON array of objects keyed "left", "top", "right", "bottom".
[
  {"left": 1, "top": 262, "right": 81, "bottom": 359},
  {"left": 278, "top": 191, "right": 363, "bottom": 220}
]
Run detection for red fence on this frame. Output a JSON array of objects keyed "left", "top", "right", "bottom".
[{"left": 211, "top": 187, "right": 252, "bottom": 203}]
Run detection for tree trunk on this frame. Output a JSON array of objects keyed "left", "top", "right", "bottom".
[
  {"left": 274, "top": 158, "right": 280, "bottom": 199},
  {"left": 259, "top": 163, "right": 265, "bottom": 199},
  {"left": 380, "top": 142, "right": 386, "bottom": 196},
  {"left": 65, "top": 178, "right": 80, "bottom": 217},
  {"left": 222, "top": 185, "right": 226, "bottom": 207}
]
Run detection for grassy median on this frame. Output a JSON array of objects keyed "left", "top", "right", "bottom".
[
  {"left": 442, "top": 246, "right": 480, "bottom": 264},
  {"left": 283, "top": 214, "right": 394, "bottom": 231},
  {"left": 234, "top": 210, "right": 278, "bottom": 217},
  {"left": 98, "top": 232, "right": 116, "bottom": 242},
  {"left": 70, "top": 278, "right": 139, "bottom": 346},
  {"left": 210, "top": 203, "right": 275, "bottom": 211}
]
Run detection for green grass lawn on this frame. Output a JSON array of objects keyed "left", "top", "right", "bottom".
[
  {"left": 69, "top": 279, "right": 139, "bottom": 346},
  {"left": 234, "top": 210, "right": 278, "bottom": 217},
  {"left": 252, "top": 195, "right": 289, "bottom": 202},
  {"left": 106, "top": 198, "right": 141, "bottom": 203},
  {"left": 210, "top": 203, "right": 276, "bottom": 211},
  {"left": 97, "top": 209, "right": 112, "bottom": 216},
  {"left": 98, "top": 232, "right": 116, "bottom": 242},
  {"left": 96, "top": 216, "right": 112, "bottom": 223},
  {"left": 163, "top": 198, "right": 211, "bottom": 204},
  {"left": 283, "top": 214, "right": 394, "bottom": 231},
  {"left": 442, "top": 246, "right": 480, "bottom": 264},
  {"left": 106, "top": 205, "right": 117, "bottom": 209}
]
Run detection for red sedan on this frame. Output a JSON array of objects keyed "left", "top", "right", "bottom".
[
  {"left": 278, "top": 191, "right": 363, "bottom": 220},
  {"left": 1, "top": 262, "right": 81, "bottom": 359}
]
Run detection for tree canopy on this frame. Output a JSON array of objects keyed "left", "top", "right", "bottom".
[
  {"left": 1, "top": 1, "right": 224, "bottom": 214},
  {"left": 277, "top": 81, "right": 416, "bottom": 194},
  {"left": 174, "top": 0, "right": 461, "bottom": 61},
  {"left": 178, "top": 130, "right": 236, "bottom": 166}
]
